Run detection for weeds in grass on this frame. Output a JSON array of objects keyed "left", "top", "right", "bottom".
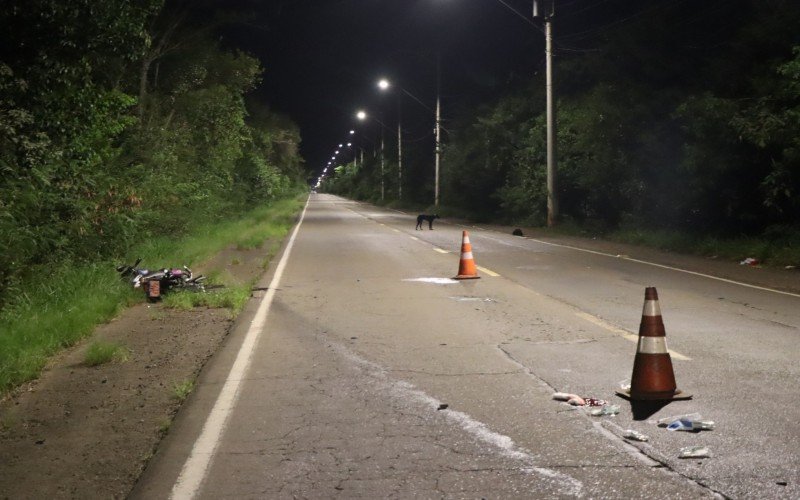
[
  {"left": 172, "top": 380, "right": 194, "bottom": 402},
  {"left": 84, "top": 341, "right": 130, "bottom": 366},
  {"left": 162, "top": 285, "right": 251, "bottom": 315}
]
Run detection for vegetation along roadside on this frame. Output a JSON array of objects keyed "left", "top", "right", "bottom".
[{"left": 0, "top": 195, "right": 305, "bottom": 396}]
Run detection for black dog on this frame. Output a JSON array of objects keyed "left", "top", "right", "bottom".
[{"left": 416, "top": 214, "right": 439, "bottom": 230}]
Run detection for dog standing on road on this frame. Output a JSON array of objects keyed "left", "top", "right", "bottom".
[{"left": 416, "top": 214, "right": 439, "bottom": 230}]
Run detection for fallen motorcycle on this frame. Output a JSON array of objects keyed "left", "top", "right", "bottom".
[{"left": 116, "top": 258, "right": 206, "bottom": 302}]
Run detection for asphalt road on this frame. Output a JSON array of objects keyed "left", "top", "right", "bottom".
[{"left": 132, "top": 194, "right": 799, "bottom": 499}]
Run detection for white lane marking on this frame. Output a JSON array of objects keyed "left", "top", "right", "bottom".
[
  {"left": 410, "top": 236, "right": 420, "bottom": 241},
  {"left": 476, "top": 265, "right": 500, "bottom": 277},
  {"left": 574, "top": 311, "right": 691, "bottom": 361},
  {"left": 170, "top": 198, "right": 310, "bottom": 499},
  {"left": 329, "top": 342, "right": 583, "bottom": 497},
  {"left": 529, "top": 238, "right": 800, "bottom": 299},
  {"left": 433, "top": 247, "right": 449, "bottom": 254}
]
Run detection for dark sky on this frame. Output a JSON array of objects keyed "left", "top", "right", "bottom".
[{"left": 219, "top": 0, "right": 712, "bottom": 178}]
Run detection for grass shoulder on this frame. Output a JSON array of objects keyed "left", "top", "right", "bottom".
[{"left": 0, "top": 194, "right": 306, "bottom": 396}]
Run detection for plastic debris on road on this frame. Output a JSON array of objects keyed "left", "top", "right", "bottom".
[
  {"left": 622, "top": 429, "right": 649, "bottom": 442},
  {"left": 589, "top": 404, "right": 620, "bottom": 416},
  {"left": 656, "top": 413, "right": 702, "bottom": 427},
  {"left": 679, "top": 446, "right": 712, "bottom": 459},
  {"left": 667, "top": 419, "right": 715, "bottom": 432},
  {"left": 740, "top": 257, "right": 759, "bottom": 266}
]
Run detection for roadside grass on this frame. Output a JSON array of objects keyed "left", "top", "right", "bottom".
[
  {"left": 606, "top": 228, "right": 800, "bottom": 267},
  {"left": 172, "top": 380, "right": 194, "bottom": 402},
  {"left": 544, "top": 221, "right": 800, "bottom": 267},
  {"left": 162, "top": 284, "right": 251, "bottom": 315},
  {"left": 0, "top": 194, "right": 305, "bottom": 395},
  {"left": 84, "top": 341, "right": 130, "bottom": 367}
]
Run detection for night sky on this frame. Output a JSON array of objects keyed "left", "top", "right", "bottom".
[{"left": 219, "top": 0, "right": 723, "bottom": 178}]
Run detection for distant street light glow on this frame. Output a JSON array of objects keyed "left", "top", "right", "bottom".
[
  {"left": 378, "top": 78, "right": 390, "bottom": 90},
  {"left": 356, "top": 110, "right": 367, "bottom": 120}
]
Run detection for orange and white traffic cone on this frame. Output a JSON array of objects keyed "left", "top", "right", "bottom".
[
  {"left": 617, "top": 287, "right": 691, "bottom": 401},
  {"left": 453, "top": 230, "right": 480, "bottom": 280}
]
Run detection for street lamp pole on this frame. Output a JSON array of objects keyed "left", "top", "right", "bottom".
[{"left": 357, "top": 109, "right": 388, "bottom": 201}]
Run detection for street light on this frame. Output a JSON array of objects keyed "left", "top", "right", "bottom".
[
  {"left": 378, "top": 77, "right": 404, "bottom": 201},
  {"left": 356, "top": 109, "right": 387, "bottom": 201},
  {"left": 377, "top": 71, "right": 442, "bottom": 207}
]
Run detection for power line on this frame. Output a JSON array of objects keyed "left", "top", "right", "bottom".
[
  {"left": 559, "top": 0, "right": 691, "bottom": 41},
  {"left": 491, "top": 0, "right": 544, "bottom": 33}
]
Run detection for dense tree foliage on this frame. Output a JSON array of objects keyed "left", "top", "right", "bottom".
[
  {"left": 326, "top": 0, "right": 800, "bottom": 238},
  {"left": 0, "top": 0, "right": 305, "bottom": 308}
]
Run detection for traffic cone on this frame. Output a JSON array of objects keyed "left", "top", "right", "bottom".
[
  {"left": 616, "top": 287, "right": 691, "bottom": 401},
  {"left": 453, "top": 230, "right": 480, "bottom": 280}
]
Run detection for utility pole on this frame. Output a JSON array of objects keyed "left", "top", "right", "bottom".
[
  {"left": 434, "top": 53, "right": 442, "bottom": 208},
  {"left": 397, "top": 103, "right": 403, "bottom": 201},
  {"left": 380, "top": 125, "right": 385, "bottom": 201},
  {"left": 534, "top": 0, "right": 558, "bottom": 226}
]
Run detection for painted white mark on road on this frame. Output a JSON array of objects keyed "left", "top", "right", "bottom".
[
  {"left": 574, "top": 311, "right": 691, "bottom": 361},
  {"left": 328, "top": 342, "right": 584, "bottom": 497},
  {"left": 410, "top": 236, "right": 420, "bottom": 242},
  {"left": 403, "top": 277, "right": 459, "bottom": 285},
  {"left": 170, "top": 198, "right": 310, "bottom": 500},
  {"left": 433, "top": 247, "right": 449, "bottom": 254},
  {"left": 449, "top": 296, "right": 495, "bottom": 302}
]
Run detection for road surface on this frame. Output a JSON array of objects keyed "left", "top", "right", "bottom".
[{"left": 132, "top": 194, "right": 799, "bottom": 499}]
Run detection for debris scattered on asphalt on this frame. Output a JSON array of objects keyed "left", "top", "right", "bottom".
[
  {"left": 437, "top": 403, "right": 449, "bottom": 411},
  {"left": 622, "top": 429, "right": 649, "bottom": 442},
  {"left": 679, "top": 446, "right": 712, "bottom": 459},
  {"left": 656, "top": 413, "right": 702, "bottom": 427},
  {"left": 667, "top": 419, "right": 715, "bottom": 432},
  {"left": 589, "top": 404, "right": 620, "bottom": 416},
  {"left": 584, "top": 397, "right": 607, "bottom": 407},
  {"left": 618, "top": 380, "right": 631, "bottom": 391},
  {"left": 740, "top": 257, "right": 759, "bottom": 266},
  {"left": 552, "top": 392, "right": 580, "bottom": 402},
  {"left": 552, "top": 392, "right": 607, "bottom": 407},
  {"left": 512, "top": 228, "right": 524, "bottom": 236}
]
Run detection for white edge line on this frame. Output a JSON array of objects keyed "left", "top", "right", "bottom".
[
  {"left": 170, "top": 198, "right": 310, "bottom": 499},
  {"left": 529, "top": 238, "right": 800, "bottom": 299},
  {"left": 330, "top": 343, "right": 584, "bottom": 497}
]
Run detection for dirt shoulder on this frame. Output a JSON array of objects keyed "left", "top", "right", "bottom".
[
  {"left": 1, "top": 215, "right": 797, "bottom": 499},
  {"left": 0, "top": 242, "right": 275, "bottom": 499}
]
